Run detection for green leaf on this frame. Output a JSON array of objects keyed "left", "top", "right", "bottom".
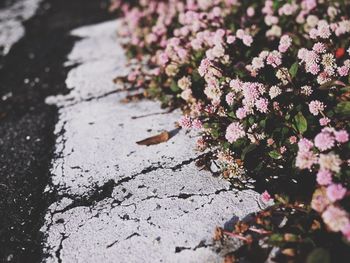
[
  {"left": 211, "top": 128, "right": 220, "bottom": 139},
  {"left": 335, "top": 101, "right": 350, "bottom": 116},
  {"left": 259, "top": 119, "right": 266, "bottom": 128},
  {"left": 273, "top": 0, "right": 280, "bottom": 11},
  {"left": 232, "top": 138, "right": 245, "bottom": 149},
  {"left": 194, "top": 50, "right": 204, "bottom": 61},
  {"left": 269, "top": 233, "right": 284, "bottom": 245},
  {"left": 248, "top": 117, "right": 255, "bottom": 125},
  {"left": 222, "top": 142, "right": 231, "bottom": 150},
  {"left": 306, "top": 248, "right": 330, "bottom": 263},
  {"left": 192, "top": 71, "right": 201, "bottom": 82},
  {"left": 293, "top": 112, "right": 307, "bottom": 134},
  {"left": 289, "top": 62, "right": 299, "bottom": 79},
  {"left": 269, "top": 150, "right": 282, "bottom": 160},
  {"left": 227, "top": 111, "right": 236, "bottom": 118},
  {"left": 170, "top": 81, "right": 180, "bottom": 93},
  {"left": 241, "top": 144, "right": 257, "bottom": 159}
]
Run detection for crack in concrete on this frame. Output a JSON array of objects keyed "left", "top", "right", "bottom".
[
  {"left": 49, "top": 153, "right": 210, "bottom": 214},
  {"left": 131, "top": 108, "right": 175, "bottom": 120},
  {"left": 175, "top": 240, "right": 213, "bottom": 254},
  {"left": 52, "top": 179, "right": 116, "bottom": 215},
  {"left": 125, "top": 232, "right": 140, "bottom": 240},
  {"left": 106, "top": 239, "right": 119, "bottom": 249},
  {"left": 58, "top": 88, "right": 126, "bottom": 108},
  {"left": 138, "top": 185, "right": 234, "bottom": 203},
  {"left": 55, "top": 228, "right": 69, "bottom": 263},
  {"left": 46, "top": 152, "right": 229, "bottom": 232}
]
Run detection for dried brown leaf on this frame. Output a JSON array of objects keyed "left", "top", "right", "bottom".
[
  {"left": 224, "top": 255, "right": 236, "bottom": 263},
  {"left": 136, "top": 131, "right": 170, "bottom": 146},
  {"left": 311, "top": 219, "right": 321, "bottom": 230},
  {"left": 235, "top": 222, "right": 249, "bottom": 233},
  {"left": 284, "top": 233, "right": 299, "bottom": 242},
  {"left": 214, "top": 227, "right": 223, "bottom": 241},
  {"left": 282, "top": 248, "right": 296, "bottom": 257},
  {"left": 222, "top": 170, "right": 230, "bottom": 179},
  {"left": 113, "top": 76, "right": 126, "bottom": 84}
]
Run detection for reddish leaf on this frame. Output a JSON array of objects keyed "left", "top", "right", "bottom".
[{"left": 136, "top": 131, "right": 170, "bottom": 146}]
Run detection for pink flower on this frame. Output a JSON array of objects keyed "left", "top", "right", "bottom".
[
  {"left": 311, "top": 188, "right": 330, "bottom": 213},
  {"left": 127, "top": 71, "right": 137, "bottom": 82},
  {"left": 298, "top": 138, "right": 314, "bottom": 152},
  {"left": 225, "top": 92, "right": 235, "bottom": 105},
  {"left": 319, "top": 117, "right": 330, "bottom": 126},
  {"left": 313, "top": 42, "right": 326, "bottom": 53},
  {"left": 226, "top": 35, "right": 236, "bottom": 44},
  {"left": 317, "top": 21, "right": 331, "bottom": 39},
  {"left": 261, "top": 190, "right": 272, "bottom": 203},
  {"left": 280, "top": 146, "right": 287, "bottom": 154},
  {"left": 338, "top": 65, "right": 349, "bottom": 76},
  {"left": 298, "top": 48, "right": 308, "bottom": 60},
  {"left": 309, "top": 28, "right": 318, "bottom": 39},
  {"left": 242, "top": 35, "right": 253, "bottom": 46},
  {"left": 192, "top": 119, "right": 203, "bottom": 130},
  {"left": 266, "top": 51, "right": 282, "bottom": 67},
  {"left": 327, "top": 184, "right": 347, "bottom": 202},
  {"left": 308, "top": 63, "right": 320, "bottom": 75},
  {"left": 225, "top": 122, "right": 245, "bottom": 143},
  {"left": 335, "top": 130, "right": 349, "bottom": 143},
  {"left": 309, "top": 100, "right": 325, "bottom": 116},
  {"left": 314, "top": 132, "right": 335, "bottom": 151},
  {"left": 179, "top": 116, "right": 192, "bottom": 129},
  {"left": 236, "top": 29, "right": 245, "bottom": 39},
  {"left": 198, "top": 58, "right": 211, "bottom": 76},
  {"left": 177, "top": 48, "right": 188, "bottom": 60},
  {"left": 267, "top": 138, "right": 274, "bottom": 146},
  {"left": 273, "top": 101, "right": 280, "bottom": 111},
  {"left": 247, "top": 7, "right": 255, "bottom": 17},
  {"left": 341, "top": 223, "right": 350, "bottom": 242},
  {"left": 296, "top": 150, "right": 317, "bottom": 170},
  {"left": 255, "top": 98, "right": 269, "bottom": 113},
  {"left": 304, "top": 0, "right": 317, "bottom": 11},
  {"left": 278, "top": 35, "right": 292, "bottom": 53},
  {"left": 316, "top": 170, "right": 332, "bottom": 185},
  {"left": 158, "top": 52, "right": 169, "bottom": 65},
  {"left": 322, "top": 205, "right": 349, "bottom": 232},
  {"left": 236, "top": 107, "right": 247, "bottom": 119},
  {"left": 289, "top": 136, "right": 297, "bottom": 144}
]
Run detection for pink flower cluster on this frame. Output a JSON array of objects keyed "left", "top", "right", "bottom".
[
  {"left": 116, "top": 0, "right": 350, "bottom": 244},
  {"left": 296, "top": 129, "right": 349, "bottom": 240}
]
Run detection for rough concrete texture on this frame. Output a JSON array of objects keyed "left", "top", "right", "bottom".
[
  {"left": 42, "top": 20, "right": 261, "bottom": 263},
  {"left": 0, "top": 0, "right": 42, "bottom": 56}
]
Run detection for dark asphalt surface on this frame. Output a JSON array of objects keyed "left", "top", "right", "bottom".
[{"left": 0, "top": 0, "right": 111, "bottom": 262}]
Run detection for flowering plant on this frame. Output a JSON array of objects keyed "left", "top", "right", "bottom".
[{"left": 113, "top": 0, "right": 350, "bottom": 260}]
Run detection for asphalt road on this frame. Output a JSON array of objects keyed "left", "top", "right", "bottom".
[{"left": 0, "top": 0, "right": 111, "bottom": 262}]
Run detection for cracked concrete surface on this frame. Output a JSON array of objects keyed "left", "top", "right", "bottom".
[{"left": 42, "top": 20, "right": 261, "bottom": 263}]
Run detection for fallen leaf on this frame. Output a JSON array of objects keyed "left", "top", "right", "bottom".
[
  {"left": 213, "top": 226, "right": 223, "bottom": 241},
  {"left": 224, "top": 255, "right": 236, "bottom": 263},
  {"left": 282, "top": 248, "right": 296, "bottom": 257},
  {"left": 136, "top": 131, "right": 170, "bottom": 146},
  {"left": 235, "top": 222, "right": 249, "bottom": 233},
  {"left": 222, "top": 170, "right": 230, "bottom": 179},
  {"left": 311, "top": 219, "right": 321, "bottom": 230},
  {"left": 284, "top": 233, "right": 299, "bottom": 242}
]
